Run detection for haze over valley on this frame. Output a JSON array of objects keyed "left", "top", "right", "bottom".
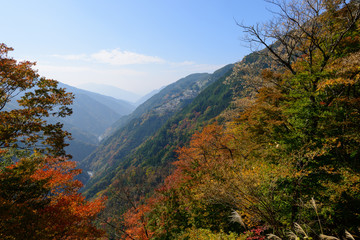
[{"left": 1, "top": 1, "right": 360, "bottom": 239}]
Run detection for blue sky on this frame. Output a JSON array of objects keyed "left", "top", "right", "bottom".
[{"left": 2, "top": 0, "right": 273, "bottom": 95}]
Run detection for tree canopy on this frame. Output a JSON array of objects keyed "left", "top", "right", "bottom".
[
  {"left": 0, "top": 44, "right": 106, "bottom": 239},
  {"left": 0, "top": 43, "right": 73, "bottom": 158},
  {"left": 118, "top": 1, "right": 360, "bottom": 239}
]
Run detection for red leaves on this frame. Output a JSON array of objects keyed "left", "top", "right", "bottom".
[
  {"left": 39, "top": 193, "right": 106, "bottom": 238},
  {"left": 121, "top": 124, "right": 237, "bottom": 239},
  {"left": 173, "top": 123, "right": 234, "bottom": 183},
  {"left": 0, "top": 156, "right": 106, "bottom": 239},
  {"left": 122, "top": 198, "right": 156, "bottom": 240},
  {"left": 0, "top": 43, "right": 74, "bottom": 156},
  {"left": 31, "top": 157, "right": 82, "bottom": 194}
]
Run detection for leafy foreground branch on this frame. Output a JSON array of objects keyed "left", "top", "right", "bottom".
[
  {"left": 0, "top": 43, "right": 74, "bottom": 157},
  {"left": 0, "top": 154, "right": 106, "bottom": 239},
  {"left": 0, "top": 43, "right": 106, "bottom": 239}
]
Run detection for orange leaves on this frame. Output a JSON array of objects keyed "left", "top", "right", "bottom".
[
  {"left": 318, "top": 77, "right": 357, "bottom": 90},
  {"left": 122, "top": 198, "right": 156, "bottom": 240},
  {"left": 0, "top": 43, "right": 104, "bottom": 238},
  {"left": 31, "top": 156, "right": 82, "bottom": 194},
  {"left": 39, "top": 193, "right": 106, "bottom": 238},
  {"left": 169, "top": 123, "right": 236, "bottom": 198},
  {"left": 318, "top": 51, "right": 360, "bottom": 92},
  {"left": 120, "top": 124, "right": 239, "bottom": 239},
  {"left": 0, "top": 155, "right": 106, "bottom": 239},
  {"left": 0, "top": 43, "right": 74, "bottom": 156},
  {"left": 176, "top": 124, "right": 233, "bottom": 166}
]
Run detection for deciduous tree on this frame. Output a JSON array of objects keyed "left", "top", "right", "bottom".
[
  {"left": 235, "top": 0, "right": 360, "bottom": 234},
  {"left": 0, "top": 155, "right": 106, "bottom": 239},
  {"left": 0, "top": 43, "right": 73, "bottom": 157},
  {"left": 0, "top": 44, "right": 106, "bottom": 239}
]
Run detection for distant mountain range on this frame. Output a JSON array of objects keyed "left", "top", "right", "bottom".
[
  {"left": 77, "top": 83, "right": 141, "bottom": 103},
  {"left": 2, "top": 82, "right": 137, "bottom": 167},
  {"left": 50, "top": 55, "right": 266, "bottom": 237},
  {"left": 73, "top": 51, "right": 272, "bottom": 238},
  {"left": 135, "top": 87, "right": 162, "bottom": 106},
  {"left": 53, "top": 83, "right": 136, "bottom": 164},
  {"left": 58, "top": 83, "right": 134, "bottom": 138},
  {"left": 80, "top": 64, "right": 235, "bottom": 198}
]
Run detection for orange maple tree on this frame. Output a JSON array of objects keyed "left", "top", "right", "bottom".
[
  {"left": 121, "top": 124, "right": 239, "bottom": 239},
  {"left": 0, "top": 44, "right": 106, "bottom": 239},
  {"left": 122, "top": 197, "right": 157, "bottom": 240},
  {"left": 0, "top": 155, "right": 106, "bottom": 239}
]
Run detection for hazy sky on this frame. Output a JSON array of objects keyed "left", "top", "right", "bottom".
[{"left": 2, "top": 0, "right": 273, "bottom": 95}]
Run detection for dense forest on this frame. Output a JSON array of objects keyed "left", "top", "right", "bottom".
[
  {"left": 107, "top": 1, "right": 360, "bottom": 239},
  {"left": 1, "top": 0, "right": 360, "bottom": 239}
]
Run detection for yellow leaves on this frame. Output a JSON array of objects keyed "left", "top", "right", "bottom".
[
  {"left": 318, "top": 51, "right": 360, "bottom": 91},
  {"left": 0, "top": 149, "right": 8, "bottom": 155},
  {"left": 177, "top": 227, "right": 243, "bottom": 240},
  {"left": 0, "top": 43, "right": 14, "bottom": 57},
  {"left": 320, "top": 167, "right": 360, "bottom": 202},
  {"left": 0, "top": 43, "right": 74, "bottom": 156},
  {"left": 317, "top": 77, "right": 357, "bottom": 90}
]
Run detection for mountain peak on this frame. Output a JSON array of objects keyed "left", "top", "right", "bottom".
[{"left": 77, "top": 83, "right": 141, "bottom": 103}]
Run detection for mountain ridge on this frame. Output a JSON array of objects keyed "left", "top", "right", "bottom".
[
  {"left": 81, "top": 64, "right": 235, "bottom": 198},
  {"left": 77, "top": 82, "right": 141, "bottom": 103}
]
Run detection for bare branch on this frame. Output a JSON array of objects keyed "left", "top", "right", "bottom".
[{"left": 238, "top": 0, "right": 360, "bottom": 78}]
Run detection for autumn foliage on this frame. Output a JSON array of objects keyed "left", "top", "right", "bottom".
[
  {"left": 121, "top": 1, "right": 360, "bottom": 239},
  {"left": 0, "top": 43, "right": 73, "bottom": 157},
  {"left": 0, "top": 44, "right": 106, "bottom": 239},
  {"left": 122, "top": 197, "right": 157, "bottom": 240},
  {"left": 0, "top": 155, "right": 106, "bottom": 239}
]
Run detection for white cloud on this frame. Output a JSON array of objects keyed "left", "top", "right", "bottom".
[
  {"left": 35, "top": 63, "right": 149, "bottom": 93},
  {"left": 43, "top": 49, "right": 226, "bottom": 94},
  {"left": 37, "top": 64, "right": 93, "bottom": 73},
  {"left": 91, "top": 49, "right": 165, "bottom": 65},
  {"left": 53, "top": 49, "right": 165, "bottom": 65},
  {"left": 51, "top": 49, "right": 223, "bottom": 72},
  {"left": 37, "top": 64, "right": 144, "bottom": 76}
]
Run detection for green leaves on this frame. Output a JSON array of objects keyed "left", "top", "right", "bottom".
[{"left": 0, "top": 44, "right": 74, "bottom": 157}]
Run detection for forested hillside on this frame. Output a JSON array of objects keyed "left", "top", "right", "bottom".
[
  {"left": 82, "top": 65, "right": 234, "bottom": 197},
  {"left": 56, "top": 83, "right": 135, "bottom": 164},
  {"left": 3, "top": 81, "right": 136, "bottom": 165},
  {"left": 1, "top": 0, "right": 360, "bottom": 239},
  {"left": 91, "top": 1, "right": 360, "bottom": 239}
]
